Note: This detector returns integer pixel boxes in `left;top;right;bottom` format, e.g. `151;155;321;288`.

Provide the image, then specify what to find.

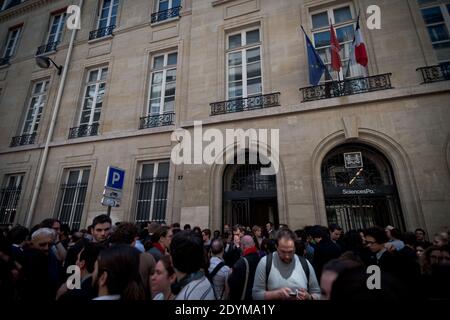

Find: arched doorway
321;143;405;231
223;154;278;228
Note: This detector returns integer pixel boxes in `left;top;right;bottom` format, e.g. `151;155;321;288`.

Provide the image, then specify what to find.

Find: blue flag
302;27;326;86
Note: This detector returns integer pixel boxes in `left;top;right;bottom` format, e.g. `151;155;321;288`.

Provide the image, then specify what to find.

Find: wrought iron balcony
416;62;450;84
139;112;175;129
0;57;10;66
36;41;58;56
89;25;115;40
151;6;182;23
299;73;393;102
68;123;99;139
210;92;281;116
10;133;36;147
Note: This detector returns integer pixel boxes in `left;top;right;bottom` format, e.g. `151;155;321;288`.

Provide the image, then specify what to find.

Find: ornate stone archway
208;142;287;231
311;128;426;232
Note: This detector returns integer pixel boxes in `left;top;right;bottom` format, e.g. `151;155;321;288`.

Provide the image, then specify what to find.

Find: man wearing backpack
208;238;231;300
252;228;321;300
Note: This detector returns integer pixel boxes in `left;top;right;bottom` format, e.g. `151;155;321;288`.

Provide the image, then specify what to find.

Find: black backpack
207;261;226;299
265;252;310;291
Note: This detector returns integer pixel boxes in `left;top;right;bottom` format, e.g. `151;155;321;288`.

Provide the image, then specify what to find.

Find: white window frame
310;3;361;82
57;168;90;228
21;80;49;136
135;161;170;222
79;67;108;126
419;2;450;62
4;174;23;189
226;27;262;100
157;0;181;12
46;12;66;45
97;0;119;29
147;51;177;115
3;25;21;58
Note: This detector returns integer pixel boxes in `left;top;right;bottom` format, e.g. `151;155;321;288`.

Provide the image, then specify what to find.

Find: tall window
419;2;450;62
21;80;49;138
152;0;181;23
1;0;26;11
0;174;24;224
47;11;66;45
311;5;363;81
135;162;170;223
148;52;177;115
2;25;21;61
57;168;90;230
227;28;262;100
98;0;119;29
157;0;181;12
77;67;108;134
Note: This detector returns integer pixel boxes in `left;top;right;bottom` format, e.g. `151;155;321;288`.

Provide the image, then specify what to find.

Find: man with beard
92;244;146;300
253;228;321;300
57;241;104;301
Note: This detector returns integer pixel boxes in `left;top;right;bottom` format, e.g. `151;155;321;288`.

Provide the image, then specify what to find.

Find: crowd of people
0;216;449;301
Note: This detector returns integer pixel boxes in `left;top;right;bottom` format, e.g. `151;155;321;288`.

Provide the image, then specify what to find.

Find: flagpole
346;11;361;79
345;43;353;79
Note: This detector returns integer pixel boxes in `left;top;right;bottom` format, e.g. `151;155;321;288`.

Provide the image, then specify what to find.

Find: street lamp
35;56;63;75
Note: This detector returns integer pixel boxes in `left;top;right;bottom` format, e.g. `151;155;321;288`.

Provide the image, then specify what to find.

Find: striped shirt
174;276;215;300
208;256;231;299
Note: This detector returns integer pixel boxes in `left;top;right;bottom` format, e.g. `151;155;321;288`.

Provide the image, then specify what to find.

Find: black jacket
58;275;95;302
22;248;60;301
228;252;260;301
224;243;242;267
313;238;341;279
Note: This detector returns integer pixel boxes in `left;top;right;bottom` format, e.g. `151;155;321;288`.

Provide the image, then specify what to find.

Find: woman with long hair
93;244;146;300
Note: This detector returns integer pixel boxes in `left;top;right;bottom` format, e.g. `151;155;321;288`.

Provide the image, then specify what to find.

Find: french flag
353;17;368;67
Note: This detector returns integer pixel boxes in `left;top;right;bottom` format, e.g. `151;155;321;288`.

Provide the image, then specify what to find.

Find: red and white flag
353;18;368;67
330;23;342;71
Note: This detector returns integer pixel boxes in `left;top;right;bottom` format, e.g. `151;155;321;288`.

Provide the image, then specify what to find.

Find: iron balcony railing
36;41;59;56
210;92;281;116
68;123;99;139
139;112;175;129
0;57;10;66
299;73;393;102
10;133;36;147
416;62;450;84
151;6;182;23
89;25;115;40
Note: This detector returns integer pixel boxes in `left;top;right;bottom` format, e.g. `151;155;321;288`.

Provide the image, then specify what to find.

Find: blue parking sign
105;166;125;190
